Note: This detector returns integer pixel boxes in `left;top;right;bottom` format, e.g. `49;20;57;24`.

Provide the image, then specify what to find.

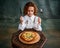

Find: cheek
27;12;29;14
31;12;34;14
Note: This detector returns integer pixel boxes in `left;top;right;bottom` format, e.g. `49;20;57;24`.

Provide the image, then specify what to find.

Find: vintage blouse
18;15;42;31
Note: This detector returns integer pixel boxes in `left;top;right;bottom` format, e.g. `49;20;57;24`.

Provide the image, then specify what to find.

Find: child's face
27;6;34;17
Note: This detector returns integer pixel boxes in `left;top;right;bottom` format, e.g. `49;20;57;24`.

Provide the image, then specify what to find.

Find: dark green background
0;0;60;48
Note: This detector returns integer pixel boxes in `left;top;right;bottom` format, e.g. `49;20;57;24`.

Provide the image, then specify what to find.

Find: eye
28;10;34;12
31;10;34;12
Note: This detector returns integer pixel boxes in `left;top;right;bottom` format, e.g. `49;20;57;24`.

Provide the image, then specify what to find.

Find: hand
38;17;41;24
20;16;23;24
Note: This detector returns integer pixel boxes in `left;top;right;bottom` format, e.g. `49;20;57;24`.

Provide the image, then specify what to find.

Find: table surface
11;29;47;48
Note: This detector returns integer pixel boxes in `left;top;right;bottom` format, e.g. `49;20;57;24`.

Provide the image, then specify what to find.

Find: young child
18;2;42;31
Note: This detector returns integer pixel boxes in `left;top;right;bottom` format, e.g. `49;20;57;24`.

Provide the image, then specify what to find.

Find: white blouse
18;15;42;31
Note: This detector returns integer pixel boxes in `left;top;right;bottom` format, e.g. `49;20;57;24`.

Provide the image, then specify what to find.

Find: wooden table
11;29;47;48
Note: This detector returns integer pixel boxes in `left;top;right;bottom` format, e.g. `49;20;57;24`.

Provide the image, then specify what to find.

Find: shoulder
23;15;29;21
35;16;41;19
36;16;42;22
24;15;28;19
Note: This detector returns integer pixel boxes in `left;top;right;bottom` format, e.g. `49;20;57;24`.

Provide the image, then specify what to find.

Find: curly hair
23;2;38;15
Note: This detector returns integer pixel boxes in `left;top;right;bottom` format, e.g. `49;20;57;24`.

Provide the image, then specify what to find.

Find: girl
18;2;42;31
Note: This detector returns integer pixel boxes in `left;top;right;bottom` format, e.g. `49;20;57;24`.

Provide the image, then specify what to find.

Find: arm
18;16;26;31
37;17;42;31
33;17;42;31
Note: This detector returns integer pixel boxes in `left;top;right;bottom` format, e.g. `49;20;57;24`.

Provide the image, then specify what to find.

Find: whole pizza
20;31;36;42
19;31;40;44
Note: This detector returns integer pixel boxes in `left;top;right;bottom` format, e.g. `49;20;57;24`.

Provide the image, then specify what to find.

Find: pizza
20;31;36;42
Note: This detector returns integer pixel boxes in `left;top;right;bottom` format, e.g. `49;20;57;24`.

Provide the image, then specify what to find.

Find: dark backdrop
0;0;60;27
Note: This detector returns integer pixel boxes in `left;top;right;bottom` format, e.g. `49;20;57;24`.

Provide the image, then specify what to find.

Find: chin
28;15;33;17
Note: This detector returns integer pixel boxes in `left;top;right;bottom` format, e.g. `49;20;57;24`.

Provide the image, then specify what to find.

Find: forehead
28;6;34;10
